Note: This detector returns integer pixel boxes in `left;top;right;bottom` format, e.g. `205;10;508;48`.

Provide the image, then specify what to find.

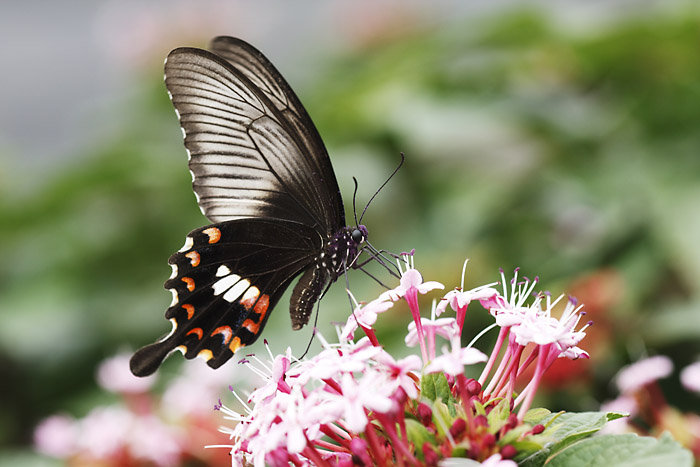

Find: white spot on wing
190;170;196;183
169;288;179;307
212;273;241;296
180;127;187;139
216;265;231;277
241;286;260;303
160;318;178;342
169;263;178;280
174;108;180;119
179;236;193;252
223;279;250;303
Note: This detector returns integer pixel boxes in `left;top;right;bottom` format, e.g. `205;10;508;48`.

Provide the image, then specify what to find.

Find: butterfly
130;37;373;377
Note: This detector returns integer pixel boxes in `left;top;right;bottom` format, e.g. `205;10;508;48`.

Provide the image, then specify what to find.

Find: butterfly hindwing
129;218;322;377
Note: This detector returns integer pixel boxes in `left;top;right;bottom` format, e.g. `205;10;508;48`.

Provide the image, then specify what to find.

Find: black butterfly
130;37;373;377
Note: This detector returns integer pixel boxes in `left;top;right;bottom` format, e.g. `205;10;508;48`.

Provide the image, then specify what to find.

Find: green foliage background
2;5;699;459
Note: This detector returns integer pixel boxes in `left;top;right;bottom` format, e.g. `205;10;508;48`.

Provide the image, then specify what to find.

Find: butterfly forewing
165;47;342;232
209;36;345;233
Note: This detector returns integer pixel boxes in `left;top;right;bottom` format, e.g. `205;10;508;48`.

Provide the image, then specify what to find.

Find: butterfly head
352;225;368;245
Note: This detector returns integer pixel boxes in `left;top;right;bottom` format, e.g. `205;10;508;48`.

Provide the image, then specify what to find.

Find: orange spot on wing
186;328;203;340
254;294;270;318
181;277;195;292
229;336;243;354
185;251;200;267
203;227;221;244
242;318;261;334
243;294;270;334
197;349;213;361
211;326;233;344
182;304;195;319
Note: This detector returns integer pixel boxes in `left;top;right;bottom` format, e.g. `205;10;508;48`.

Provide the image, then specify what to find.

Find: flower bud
417;403;433;426
422;442;439;467
449;418;467;440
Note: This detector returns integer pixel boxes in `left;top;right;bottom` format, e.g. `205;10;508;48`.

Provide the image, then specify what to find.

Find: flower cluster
601;355;700;461
33;353;232;466
216;255;591;466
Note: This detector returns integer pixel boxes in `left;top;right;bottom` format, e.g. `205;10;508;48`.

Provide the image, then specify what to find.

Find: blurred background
2;0;699;465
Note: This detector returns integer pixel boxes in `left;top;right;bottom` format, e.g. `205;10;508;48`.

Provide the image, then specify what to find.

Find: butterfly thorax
289;225;367;330
323;224;368;277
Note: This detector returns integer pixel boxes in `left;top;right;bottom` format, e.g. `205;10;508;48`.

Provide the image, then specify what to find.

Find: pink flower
382;268;444;302
331;372;396;432
680;361;700;394
406;316;460;361
374;350;422;399
443;284;500;335
97;353;156;394
382;266;444;363
615;355;673;394
425;339;488;376
34;414;78;458
341;295;394;340
287;336;381;384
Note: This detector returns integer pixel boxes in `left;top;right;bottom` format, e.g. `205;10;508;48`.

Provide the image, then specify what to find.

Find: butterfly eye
351;228;364;244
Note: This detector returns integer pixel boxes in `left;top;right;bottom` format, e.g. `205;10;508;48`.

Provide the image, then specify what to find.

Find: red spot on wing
182;304;195;319
211;326;234;344
203;227;221;244
181;277;195;292
185;251;200;267
186;328;203;340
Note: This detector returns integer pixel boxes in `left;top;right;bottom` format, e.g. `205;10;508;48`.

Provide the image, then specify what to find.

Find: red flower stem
483;340;513;396
314;438;350;453
456;375;475;426
427;331;436;361
360;325;381;346
479;327;508;386
302;440;331;467
406;289;429;364
515;347;539;378
457;306;467;335
323;378;343;394
517;344;551;419
645;382;668;426
376;413;417;465
492;345;524;400
365;421;388;467
320;425;352;449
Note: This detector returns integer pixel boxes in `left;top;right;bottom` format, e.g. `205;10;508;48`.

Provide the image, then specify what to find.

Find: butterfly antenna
352;177;360;227
358;152;405;225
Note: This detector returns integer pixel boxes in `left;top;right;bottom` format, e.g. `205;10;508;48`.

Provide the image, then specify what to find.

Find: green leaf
523;407;552;425
517;411;620;466
435;373;453;404
546;432;693;467
405;419;435;453
421;373;437;401
486;398;512;434
421;372;454;405
431;401;453;438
